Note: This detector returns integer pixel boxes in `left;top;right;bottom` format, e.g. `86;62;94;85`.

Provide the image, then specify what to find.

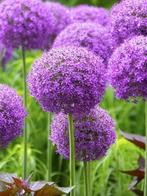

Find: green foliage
0;49;144;196
59;0;118;8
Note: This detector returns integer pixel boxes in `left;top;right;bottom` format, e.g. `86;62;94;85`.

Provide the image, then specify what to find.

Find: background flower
50;106;116;161
70;4;110;26
110;0;147;46
53;22;113;65
0;84;27;148
0;0;53;49
108;35;147;100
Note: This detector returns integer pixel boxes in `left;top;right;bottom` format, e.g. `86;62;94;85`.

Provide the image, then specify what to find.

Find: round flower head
70;5;110;26
53;22;113;65
50;106;116;161
0;44;12;69
45;2;71;42
108;36;147;100
28;46;106;115
0;0;53;49
110;0;147;46
0;84;27;148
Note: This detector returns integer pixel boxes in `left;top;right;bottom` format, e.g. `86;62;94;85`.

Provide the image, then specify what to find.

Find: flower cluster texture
110;0;147;46
0;84;26;148
108;36;147;100
70;5;110;26
45;2;71;42
53;22;113;65
50;106;116;161
0;0;53;49
28;46;106;115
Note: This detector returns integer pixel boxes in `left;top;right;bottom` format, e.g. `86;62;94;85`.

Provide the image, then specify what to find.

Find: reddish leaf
121;168;144;180
120;131;145;149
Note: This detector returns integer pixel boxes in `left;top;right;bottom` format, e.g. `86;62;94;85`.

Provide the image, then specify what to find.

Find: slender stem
144;101;147;196
22;47;27;179
84;162;91;196
47;112;52;181
68;114;76;196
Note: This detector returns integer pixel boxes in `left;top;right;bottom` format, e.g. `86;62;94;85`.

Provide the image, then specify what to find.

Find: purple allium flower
110;0;147;46
50;106;116;161
0;0;53;49
53;22;113;65
45;2;71;43
70;5;110;26
0;84;27;148
28;46;106;115
108;36;147;100
0;44;12;69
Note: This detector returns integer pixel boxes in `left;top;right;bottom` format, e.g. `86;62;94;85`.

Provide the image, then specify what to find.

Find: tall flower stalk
47;112;52;181
22;46;28;179
68;114;76;196
145;101;147;196
84;162;91;196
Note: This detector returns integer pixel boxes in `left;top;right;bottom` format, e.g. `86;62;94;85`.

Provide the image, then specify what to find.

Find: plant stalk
22;47;27;179
47;112;52;181
84;162;91;196
68;114;76;196
144;100;147;196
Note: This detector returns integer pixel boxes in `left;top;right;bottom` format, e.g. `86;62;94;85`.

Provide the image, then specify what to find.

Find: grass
0;50;144;195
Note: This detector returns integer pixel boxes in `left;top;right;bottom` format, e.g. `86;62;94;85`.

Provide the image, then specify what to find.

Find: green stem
144;101;147;196
84;162;91;196
22;47;27;179
47;112;52;181
68;114;76;196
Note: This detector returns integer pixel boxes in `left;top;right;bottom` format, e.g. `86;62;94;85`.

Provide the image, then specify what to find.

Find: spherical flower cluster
0;0;53;49
28;46;106;115
0;84;27;148
50;106;116;161
0;44;13;69
53;22;113;65
45;2;71;42
70;5;110;26
110;0;147;46
108;36;147;100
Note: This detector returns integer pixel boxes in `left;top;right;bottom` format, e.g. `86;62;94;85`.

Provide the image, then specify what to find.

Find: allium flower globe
0;84;27;148
70;5;110;26
45;2;71;39
53;22;113;65
0;0;53;49
28;47;106;115
108;36;147;100
50;107;116;161
110;0;147;46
